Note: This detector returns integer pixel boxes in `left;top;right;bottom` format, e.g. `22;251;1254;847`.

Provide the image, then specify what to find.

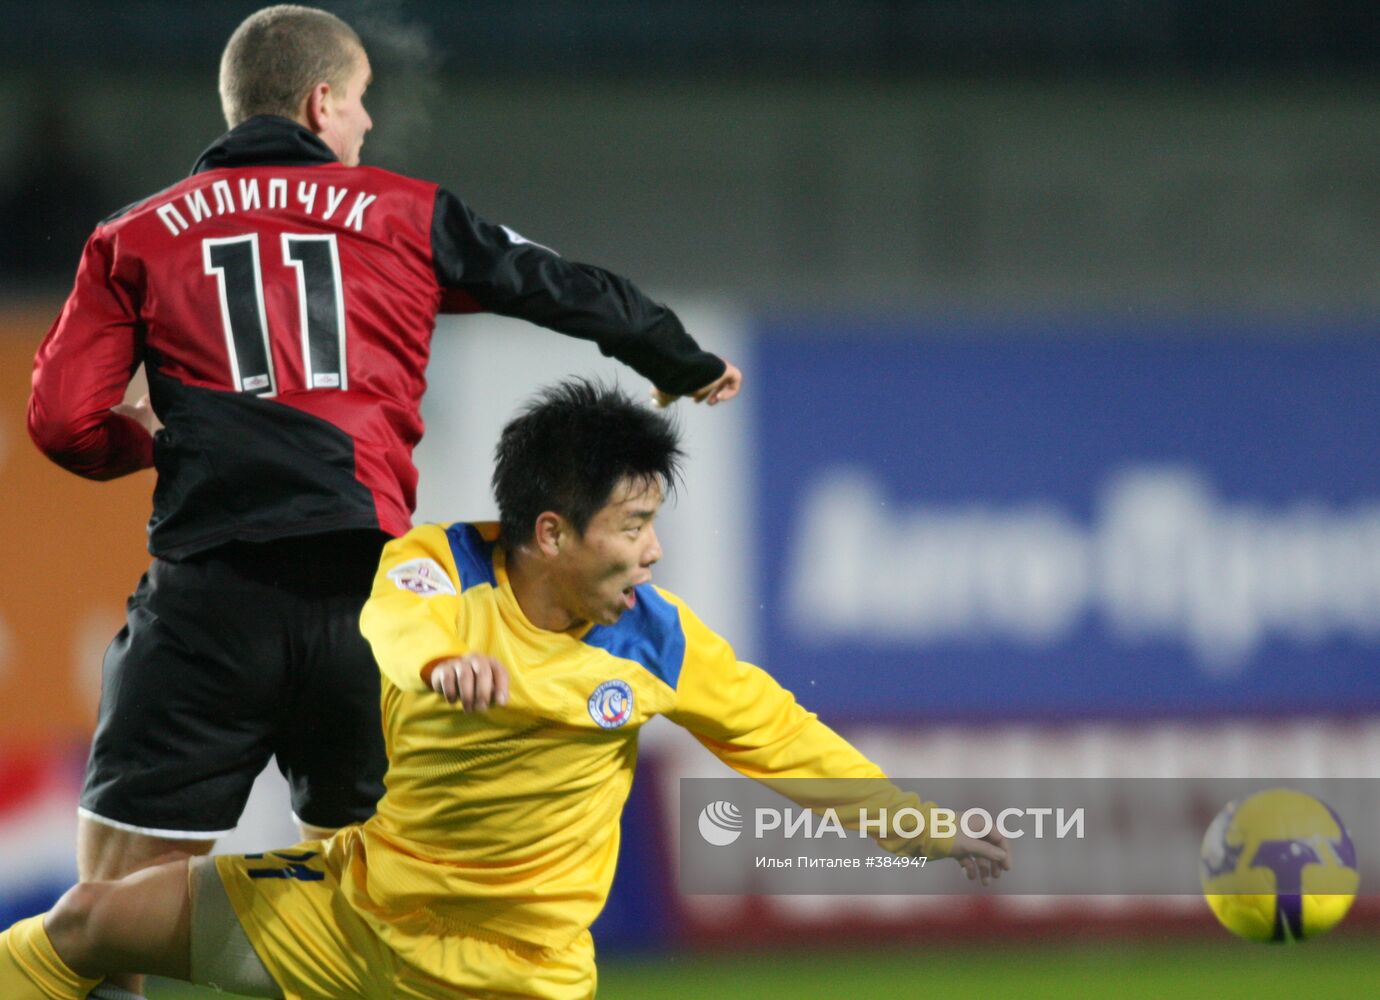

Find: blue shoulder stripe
583;586;687;689
444;523;498;592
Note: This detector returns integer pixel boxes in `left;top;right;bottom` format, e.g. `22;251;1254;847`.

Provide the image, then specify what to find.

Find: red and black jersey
28;117;725;559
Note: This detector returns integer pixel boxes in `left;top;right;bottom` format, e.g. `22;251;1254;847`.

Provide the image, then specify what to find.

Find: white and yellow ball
1200;788;1359;943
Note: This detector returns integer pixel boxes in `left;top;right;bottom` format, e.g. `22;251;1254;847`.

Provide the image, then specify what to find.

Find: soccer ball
1199;788;1359;943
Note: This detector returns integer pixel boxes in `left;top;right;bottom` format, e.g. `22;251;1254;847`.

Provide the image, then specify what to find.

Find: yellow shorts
215;841;597;999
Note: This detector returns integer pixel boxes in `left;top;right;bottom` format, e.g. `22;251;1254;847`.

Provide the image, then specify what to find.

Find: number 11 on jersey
203;233;348;396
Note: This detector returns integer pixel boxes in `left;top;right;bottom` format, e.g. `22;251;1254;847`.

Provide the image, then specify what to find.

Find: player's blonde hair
219;5;363;128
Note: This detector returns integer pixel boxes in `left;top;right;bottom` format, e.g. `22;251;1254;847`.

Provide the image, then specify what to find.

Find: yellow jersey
345;521;952;964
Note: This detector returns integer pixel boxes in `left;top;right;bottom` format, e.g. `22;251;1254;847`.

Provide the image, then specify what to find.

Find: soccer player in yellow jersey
0;379;1009;999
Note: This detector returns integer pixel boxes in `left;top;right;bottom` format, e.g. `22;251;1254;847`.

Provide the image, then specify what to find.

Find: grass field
146;937;1380;998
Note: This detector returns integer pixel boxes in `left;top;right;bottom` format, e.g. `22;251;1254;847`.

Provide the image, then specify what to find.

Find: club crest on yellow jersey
588;679;634;729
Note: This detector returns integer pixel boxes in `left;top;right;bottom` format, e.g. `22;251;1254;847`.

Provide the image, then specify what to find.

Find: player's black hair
493;378;684;545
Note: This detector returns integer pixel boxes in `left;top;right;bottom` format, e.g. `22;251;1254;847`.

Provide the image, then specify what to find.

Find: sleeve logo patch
387;558;458;597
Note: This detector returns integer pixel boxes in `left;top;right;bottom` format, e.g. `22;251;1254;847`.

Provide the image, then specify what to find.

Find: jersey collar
192;115;339;175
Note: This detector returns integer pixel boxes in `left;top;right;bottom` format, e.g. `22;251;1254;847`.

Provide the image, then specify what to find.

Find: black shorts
80;531;389;837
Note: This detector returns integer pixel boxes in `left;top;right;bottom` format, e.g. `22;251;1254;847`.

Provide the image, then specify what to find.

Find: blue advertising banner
752;317;1380;720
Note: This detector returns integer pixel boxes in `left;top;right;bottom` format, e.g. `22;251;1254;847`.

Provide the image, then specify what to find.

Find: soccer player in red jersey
25;7;740;996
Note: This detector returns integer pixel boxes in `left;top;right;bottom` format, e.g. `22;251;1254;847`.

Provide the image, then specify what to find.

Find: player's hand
111;394;162;436
651;360;743;408
427;654;510;713
948;829;1011;886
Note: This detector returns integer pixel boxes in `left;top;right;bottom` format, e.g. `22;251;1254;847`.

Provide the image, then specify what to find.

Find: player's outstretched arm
651;359;743;408
663;594;1007;875
431;190;730;399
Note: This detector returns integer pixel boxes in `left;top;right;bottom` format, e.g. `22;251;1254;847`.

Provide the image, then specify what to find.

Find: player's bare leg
77;818;213;995
0;858;195;999
46;858;195;984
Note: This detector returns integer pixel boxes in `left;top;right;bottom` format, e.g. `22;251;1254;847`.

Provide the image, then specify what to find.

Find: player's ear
302;81;331;133
533;512;565;558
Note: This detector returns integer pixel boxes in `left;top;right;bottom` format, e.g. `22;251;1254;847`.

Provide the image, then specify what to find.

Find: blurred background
1;1;1378;996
